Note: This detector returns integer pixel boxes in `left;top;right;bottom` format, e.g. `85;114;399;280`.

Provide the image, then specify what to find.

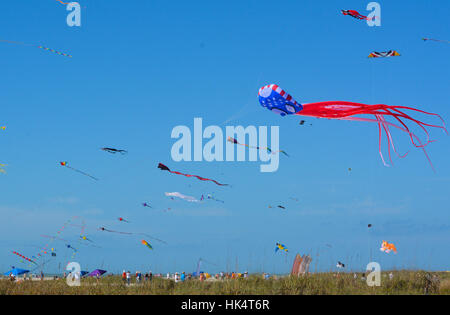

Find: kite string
65;165;98;180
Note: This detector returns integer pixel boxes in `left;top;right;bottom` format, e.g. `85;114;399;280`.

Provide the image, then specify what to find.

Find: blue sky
0;0;449;275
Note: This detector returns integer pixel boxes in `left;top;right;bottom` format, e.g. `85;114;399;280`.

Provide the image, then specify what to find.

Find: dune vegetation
1;271;449;295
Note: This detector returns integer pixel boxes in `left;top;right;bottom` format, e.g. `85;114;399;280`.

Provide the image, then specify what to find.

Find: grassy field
1;271;449;295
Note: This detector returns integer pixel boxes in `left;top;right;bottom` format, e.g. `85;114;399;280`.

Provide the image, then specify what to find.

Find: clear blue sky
0;0;449;275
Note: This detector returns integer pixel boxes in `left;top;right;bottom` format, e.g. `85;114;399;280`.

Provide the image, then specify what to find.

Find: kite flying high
165;192;201;202
227;136;288;156
158;163;228;186
0;39;72;57
380;240;397;254
368;50;401;58
101;147;128;155
60;162;98;181
141;240;153;250
275;243;288;253
422;38;450;44
341;9;368;20
258;84;447;169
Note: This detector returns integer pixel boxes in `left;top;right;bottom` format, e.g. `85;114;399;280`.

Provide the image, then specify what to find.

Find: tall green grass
1;271;448;295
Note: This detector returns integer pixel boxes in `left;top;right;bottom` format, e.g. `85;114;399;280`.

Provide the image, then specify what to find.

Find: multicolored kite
368;50;401;58
380;240;397;254
258;84;447;169
12;251;37;265
141;240;153;250
158;163;228;186
275;243;288;253
0;39;72;57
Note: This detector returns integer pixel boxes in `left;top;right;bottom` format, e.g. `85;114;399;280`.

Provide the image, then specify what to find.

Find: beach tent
3;268;30;276
80;271;89;277
87;269;107;277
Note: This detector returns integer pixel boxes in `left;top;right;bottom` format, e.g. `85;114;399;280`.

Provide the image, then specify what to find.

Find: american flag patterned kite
258;84;447;169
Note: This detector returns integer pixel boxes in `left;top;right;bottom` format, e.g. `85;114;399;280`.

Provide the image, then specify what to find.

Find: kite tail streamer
227;137;288;156
423;38;450;44
297;101;447;170
0;39;72;57
66;165;98;180
60;162;98;180
37;46;72;57
158;163;228;186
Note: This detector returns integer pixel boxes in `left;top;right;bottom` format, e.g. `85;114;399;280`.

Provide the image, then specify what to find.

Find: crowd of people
117;270;256;285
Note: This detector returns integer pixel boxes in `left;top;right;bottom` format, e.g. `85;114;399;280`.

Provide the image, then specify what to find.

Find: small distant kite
0;39;72;57
1;126;6;130
341;9;368;20
422;38;450;44
98;227;132;235
101;147;127;155
118;217;130;223
165;192;200;202
59;161;98;181
0;164;7;174
269;205;286;210
41;234;68;242
142;202;152;208
201;194;224;203
99;227;167;244
141;240;153;250
80;236;93;242
368;50;401;58
275;243;288;253
158;163;228;186
336;261;345;268
299;120;305;125
380;240;397;254
66;244;77;252
368;224;372;228
227;136;288;156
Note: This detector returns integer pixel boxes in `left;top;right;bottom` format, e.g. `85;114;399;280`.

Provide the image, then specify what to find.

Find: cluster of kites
4;6;448;275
